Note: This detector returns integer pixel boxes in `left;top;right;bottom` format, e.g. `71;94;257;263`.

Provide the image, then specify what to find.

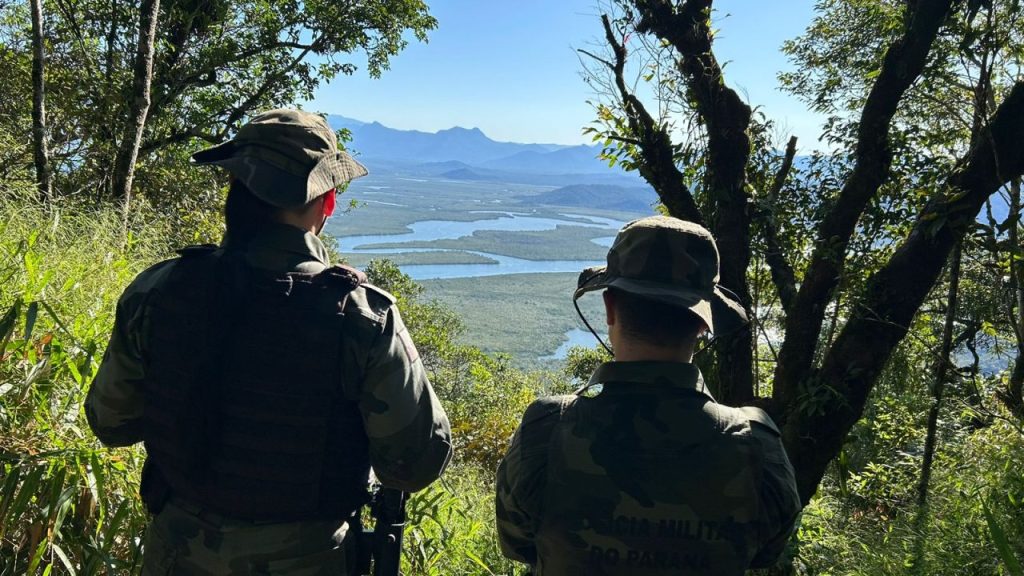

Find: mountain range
327;115;641;186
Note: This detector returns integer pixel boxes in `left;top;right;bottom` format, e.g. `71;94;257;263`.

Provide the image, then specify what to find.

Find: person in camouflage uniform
86;109;452;575
496;216;801;575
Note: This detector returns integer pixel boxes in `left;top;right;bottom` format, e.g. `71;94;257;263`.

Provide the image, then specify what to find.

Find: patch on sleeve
398;325;419;363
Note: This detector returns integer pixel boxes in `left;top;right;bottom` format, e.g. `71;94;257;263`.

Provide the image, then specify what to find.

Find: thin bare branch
756;136;799;314
598;13;704;225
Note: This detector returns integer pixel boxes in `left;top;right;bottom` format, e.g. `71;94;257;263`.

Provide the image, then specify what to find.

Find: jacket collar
221;222;331;274
586;361;714;399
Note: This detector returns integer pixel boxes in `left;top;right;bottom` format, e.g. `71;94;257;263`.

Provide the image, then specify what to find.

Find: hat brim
308;151;369;198
574;266;748;336
190;141;238;166
190;143;369;209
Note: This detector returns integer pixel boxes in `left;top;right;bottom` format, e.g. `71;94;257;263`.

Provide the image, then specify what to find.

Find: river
334;212;623;281
540;328;607;360
331;211;625;360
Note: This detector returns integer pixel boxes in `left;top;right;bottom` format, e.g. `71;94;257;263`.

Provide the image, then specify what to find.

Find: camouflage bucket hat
574;215;748;335
190;109;368;209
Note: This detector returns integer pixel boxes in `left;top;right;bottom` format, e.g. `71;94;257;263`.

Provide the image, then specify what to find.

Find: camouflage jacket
85;222;452;573
496;361;801;576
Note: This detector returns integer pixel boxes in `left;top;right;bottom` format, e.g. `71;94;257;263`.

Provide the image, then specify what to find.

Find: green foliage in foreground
1;194;1023;575
0;198;169;573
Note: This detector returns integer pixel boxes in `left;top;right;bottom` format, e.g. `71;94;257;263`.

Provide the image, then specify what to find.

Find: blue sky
309;1;824;148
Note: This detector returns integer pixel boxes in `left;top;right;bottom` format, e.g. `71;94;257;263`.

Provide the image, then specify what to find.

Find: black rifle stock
356;487;407;576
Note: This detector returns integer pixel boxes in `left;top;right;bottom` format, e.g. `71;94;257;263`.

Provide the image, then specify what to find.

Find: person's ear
603;290;616;327
322;189;337;217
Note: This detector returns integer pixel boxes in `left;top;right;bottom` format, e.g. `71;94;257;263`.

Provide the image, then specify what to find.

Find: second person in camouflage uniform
86;109;452;575
496;215;802;575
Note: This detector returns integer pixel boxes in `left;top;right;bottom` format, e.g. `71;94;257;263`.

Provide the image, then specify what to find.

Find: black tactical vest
140;246;371;522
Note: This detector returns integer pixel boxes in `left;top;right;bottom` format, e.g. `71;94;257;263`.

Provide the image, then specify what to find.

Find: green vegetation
342;250;497;268
3;0;1024;573
2;188;1024;575
0;195;178;573
420;273;605;366
363;225;610;261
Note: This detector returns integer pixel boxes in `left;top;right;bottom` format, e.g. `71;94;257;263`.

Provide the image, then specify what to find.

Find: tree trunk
111;0;160;205
1001;178;1024;419
911;241;962;572
633;0;756;404
772;0;955;417
30;0;52;202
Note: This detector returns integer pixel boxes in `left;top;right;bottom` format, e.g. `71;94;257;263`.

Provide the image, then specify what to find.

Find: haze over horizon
330;113;587;147
309;0;826;150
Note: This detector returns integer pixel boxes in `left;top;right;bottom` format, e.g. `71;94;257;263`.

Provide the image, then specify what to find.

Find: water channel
331;211;625;359
332;212;623;282
337;213;616;251
539;328;607;361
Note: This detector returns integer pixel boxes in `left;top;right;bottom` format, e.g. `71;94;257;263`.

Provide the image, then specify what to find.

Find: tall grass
0;196;176;574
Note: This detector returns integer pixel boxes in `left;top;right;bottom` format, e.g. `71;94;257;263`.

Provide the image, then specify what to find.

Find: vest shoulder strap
175;244;219;258
316;263;367;291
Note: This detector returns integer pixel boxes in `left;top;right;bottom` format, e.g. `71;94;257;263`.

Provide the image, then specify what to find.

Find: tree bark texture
634;0;755;405
783;81;1024;502
30;0;52;202
112;0;161;203
772;0;956;414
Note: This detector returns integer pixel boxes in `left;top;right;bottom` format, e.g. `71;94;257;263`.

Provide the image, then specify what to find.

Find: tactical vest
140;246;371;522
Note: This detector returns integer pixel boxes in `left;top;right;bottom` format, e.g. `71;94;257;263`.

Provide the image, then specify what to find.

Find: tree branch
220;37;323;137
598;14;705;226
785;80;1024;502
756;136;799;314
773;0;956;412
140;127;221;154
577;48;614;70
148;39;317;131
634;0;755;404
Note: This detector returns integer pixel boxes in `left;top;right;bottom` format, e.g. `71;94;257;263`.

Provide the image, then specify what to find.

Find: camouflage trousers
142;499;356;576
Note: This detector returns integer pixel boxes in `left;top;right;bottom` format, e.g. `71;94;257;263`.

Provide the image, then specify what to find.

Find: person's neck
612;339;695;363
276;214;318;235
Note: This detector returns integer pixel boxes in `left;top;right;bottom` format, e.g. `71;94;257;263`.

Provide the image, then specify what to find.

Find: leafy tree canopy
0;0;435;203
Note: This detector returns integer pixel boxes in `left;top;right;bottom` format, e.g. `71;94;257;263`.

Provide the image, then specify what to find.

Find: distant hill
481;145;610;174
440;168;501;181
329;115;561;165
528;184;658;213
326;115;639;185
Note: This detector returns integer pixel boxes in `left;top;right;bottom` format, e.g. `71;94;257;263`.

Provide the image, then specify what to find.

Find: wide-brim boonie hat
190;109;368;209
574;215;748;335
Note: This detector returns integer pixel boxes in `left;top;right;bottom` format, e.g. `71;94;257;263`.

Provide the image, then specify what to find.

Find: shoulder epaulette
524;395;573;425
738;406;782;436
361;282;397;306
